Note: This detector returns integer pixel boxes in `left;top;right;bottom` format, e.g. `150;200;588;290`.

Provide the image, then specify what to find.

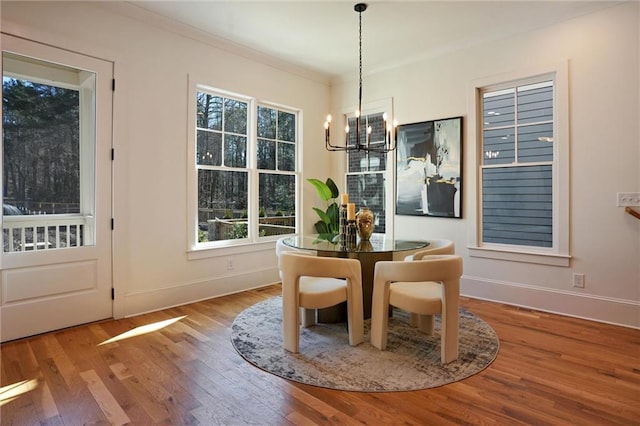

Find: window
345;112;389;234
482;81;554;247
470;63;569;266
191;85;298;249
2;52;97;252
256;105;297;237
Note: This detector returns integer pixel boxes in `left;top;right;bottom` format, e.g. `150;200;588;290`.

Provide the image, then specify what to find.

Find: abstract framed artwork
395;116;463;218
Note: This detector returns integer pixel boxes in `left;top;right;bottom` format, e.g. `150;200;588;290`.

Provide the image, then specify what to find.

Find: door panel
3;260;97;303
1;35;113;342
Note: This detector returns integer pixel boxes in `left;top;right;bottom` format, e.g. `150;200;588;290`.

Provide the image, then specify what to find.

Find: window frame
343;98;395;235
187;78;300;257
2;53;98;250
468;62;570;266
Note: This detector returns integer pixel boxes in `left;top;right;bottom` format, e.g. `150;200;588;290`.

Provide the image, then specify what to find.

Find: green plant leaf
312;207;331;224
326;202;340;233
326;178;339;199
315;221;330;234
307;178;332;202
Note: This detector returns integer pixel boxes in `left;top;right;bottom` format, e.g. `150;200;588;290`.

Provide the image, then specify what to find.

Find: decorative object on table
323;3;396;154
345;202;357;249
307;177;340;242
396;116;463;218
339;193;348;249
355;206;374;240
231;296;499;392
346;220;357;250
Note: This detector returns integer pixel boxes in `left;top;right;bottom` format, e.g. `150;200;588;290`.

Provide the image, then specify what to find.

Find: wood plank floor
1;284;639;425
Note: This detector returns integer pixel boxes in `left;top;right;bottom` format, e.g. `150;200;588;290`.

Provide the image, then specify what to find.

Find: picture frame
395;116;463;218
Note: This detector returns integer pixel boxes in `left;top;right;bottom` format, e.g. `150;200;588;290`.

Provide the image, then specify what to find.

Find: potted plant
307;177;340;242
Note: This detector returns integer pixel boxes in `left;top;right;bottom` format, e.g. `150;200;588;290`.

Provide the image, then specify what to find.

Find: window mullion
248;98;258;240
513;90;519;164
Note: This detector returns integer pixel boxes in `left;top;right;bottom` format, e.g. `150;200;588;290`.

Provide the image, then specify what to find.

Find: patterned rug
231;297;499;392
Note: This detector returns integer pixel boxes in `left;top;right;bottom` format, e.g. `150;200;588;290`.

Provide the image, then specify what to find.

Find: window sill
187;239;275;261
468;246;571;267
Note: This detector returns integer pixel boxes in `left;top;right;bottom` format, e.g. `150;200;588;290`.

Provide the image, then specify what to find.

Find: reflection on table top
282;234;429;253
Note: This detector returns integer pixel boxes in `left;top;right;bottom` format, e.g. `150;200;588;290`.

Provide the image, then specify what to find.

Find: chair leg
282;293;300;353
301;308;316;327
346;295;364;347
441;299;459;363
417;314;435;335
370;288;390;350
409;312;419;327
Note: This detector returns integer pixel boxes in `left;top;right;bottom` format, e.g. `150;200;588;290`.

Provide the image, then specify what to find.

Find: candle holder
339;203;348;250
346;219;357;250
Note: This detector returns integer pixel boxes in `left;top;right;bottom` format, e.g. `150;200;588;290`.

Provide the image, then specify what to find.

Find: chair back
276;237;314;279
279;251;361;283
411;239;455;260
374;254;462;285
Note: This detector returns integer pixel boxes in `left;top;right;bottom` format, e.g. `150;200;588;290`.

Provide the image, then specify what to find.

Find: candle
340;193;349;205
324;115;332;142
394;120;398;145
383;113;388;135
347;203;356;220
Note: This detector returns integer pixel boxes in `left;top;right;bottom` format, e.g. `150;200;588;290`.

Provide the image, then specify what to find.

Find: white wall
2;2;638;328
333;2;640;327
1;1;336;318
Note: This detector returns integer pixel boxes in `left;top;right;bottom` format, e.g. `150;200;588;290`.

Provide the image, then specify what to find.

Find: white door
1;35;113;342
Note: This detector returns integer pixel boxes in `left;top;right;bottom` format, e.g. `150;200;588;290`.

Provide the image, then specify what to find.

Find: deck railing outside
2;215;92;253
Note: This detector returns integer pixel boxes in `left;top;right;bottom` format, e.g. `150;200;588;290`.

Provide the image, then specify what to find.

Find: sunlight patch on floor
0;379;39;406
98;315;187;346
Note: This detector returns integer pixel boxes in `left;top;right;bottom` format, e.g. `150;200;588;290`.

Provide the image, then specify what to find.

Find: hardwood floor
1;284;639;425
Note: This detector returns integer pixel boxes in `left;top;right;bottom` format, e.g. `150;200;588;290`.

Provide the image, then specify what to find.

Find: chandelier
324;3;396;153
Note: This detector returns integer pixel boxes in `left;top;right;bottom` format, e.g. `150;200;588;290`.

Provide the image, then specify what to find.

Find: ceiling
127;1;618;79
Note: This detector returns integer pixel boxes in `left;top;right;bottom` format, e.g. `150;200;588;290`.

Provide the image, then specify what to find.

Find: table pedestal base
316;250;392;322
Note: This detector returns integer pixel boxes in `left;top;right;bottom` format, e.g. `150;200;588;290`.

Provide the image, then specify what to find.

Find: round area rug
231;297;499;392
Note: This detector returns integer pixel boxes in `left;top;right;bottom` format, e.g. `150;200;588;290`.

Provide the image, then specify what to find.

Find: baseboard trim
123;267;280;318
462;275;640;329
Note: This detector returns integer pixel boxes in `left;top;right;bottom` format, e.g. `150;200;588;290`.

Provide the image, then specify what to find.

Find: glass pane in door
2;52;96;252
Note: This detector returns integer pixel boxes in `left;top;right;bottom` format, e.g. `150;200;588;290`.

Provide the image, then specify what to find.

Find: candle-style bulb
382;112;388;121
324;121;329;130
326;114;332;123
345;125;350;133
355;110;360;118
367;126;372;134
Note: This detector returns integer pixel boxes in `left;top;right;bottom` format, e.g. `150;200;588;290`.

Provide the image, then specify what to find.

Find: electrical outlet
617;192;640;207
227;258;234;270
572;273;585;288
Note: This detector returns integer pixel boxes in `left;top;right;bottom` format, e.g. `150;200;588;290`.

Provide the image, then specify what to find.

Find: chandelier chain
358;7;362;115
323;3;396;153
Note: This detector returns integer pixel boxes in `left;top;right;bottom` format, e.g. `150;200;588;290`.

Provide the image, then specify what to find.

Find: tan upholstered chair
279;251;364;353
275;237;312;278
403;239;455;261
370;255;463;363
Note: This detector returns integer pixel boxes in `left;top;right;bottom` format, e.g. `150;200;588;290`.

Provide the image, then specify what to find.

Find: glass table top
282;234;429;253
